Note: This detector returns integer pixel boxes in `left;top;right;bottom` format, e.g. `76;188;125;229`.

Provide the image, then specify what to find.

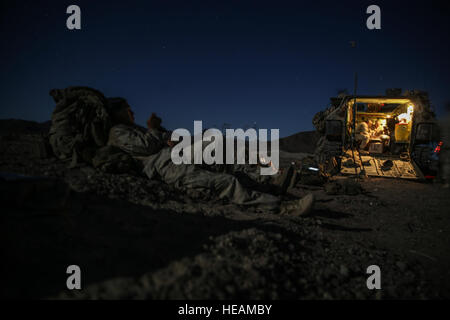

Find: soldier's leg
225;164;273;186
359;134;370;149
174;165;280;210
145;148;311;214
172;164;315;214
144;149;278;208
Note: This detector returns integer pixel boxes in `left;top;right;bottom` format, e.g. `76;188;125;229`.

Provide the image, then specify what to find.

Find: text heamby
178;304;273;317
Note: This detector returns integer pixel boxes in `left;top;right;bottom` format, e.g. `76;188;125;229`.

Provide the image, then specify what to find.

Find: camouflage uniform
355;122;370;149
107;124;170;157
108;124;280;210
46;88;293;212
143;148;279;209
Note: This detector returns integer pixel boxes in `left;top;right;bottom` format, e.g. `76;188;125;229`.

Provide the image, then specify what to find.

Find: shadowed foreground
1;119;449;299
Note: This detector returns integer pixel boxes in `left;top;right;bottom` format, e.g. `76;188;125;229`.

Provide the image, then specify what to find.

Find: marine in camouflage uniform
48;89;140;173
355;121;370;150
48;87;313;213
108;103;313;214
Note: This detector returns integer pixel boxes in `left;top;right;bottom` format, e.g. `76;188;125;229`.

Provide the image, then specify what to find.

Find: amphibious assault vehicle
314;89;440;179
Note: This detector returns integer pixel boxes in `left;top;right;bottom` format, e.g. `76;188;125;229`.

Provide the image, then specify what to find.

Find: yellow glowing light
398;105;414;124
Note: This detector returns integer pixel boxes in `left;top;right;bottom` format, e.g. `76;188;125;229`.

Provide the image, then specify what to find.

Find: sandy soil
1;120;449;299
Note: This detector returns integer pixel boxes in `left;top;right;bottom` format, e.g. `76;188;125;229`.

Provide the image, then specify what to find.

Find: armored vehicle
314;89;440;180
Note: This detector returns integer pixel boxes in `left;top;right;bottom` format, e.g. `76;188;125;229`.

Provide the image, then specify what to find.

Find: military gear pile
48;87;112;167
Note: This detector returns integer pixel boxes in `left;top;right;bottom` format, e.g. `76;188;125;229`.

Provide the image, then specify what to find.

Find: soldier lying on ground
107;99;314;215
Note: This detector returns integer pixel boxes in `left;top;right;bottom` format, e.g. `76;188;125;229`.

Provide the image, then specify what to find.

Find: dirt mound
58;226;431;299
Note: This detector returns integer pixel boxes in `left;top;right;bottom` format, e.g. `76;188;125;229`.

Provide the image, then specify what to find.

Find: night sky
1;0;449;137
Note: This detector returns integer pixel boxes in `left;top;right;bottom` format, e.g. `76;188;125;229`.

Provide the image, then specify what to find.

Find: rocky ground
1;120;449;299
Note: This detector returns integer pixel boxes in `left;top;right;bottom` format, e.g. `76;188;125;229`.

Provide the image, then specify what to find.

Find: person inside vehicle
355;120;370;152
371;119;390;148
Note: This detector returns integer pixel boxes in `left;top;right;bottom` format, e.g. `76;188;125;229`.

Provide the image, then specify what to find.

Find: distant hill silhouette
0;118;318;154
0;119;51;135
279;130;319;154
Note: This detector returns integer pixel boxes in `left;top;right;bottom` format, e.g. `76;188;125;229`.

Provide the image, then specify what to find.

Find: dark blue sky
1;0;449;137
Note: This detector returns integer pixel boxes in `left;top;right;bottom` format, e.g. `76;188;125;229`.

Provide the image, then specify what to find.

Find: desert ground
1;119;449;299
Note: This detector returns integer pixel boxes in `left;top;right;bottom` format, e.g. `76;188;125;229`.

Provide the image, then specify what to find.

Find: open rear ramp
340;151;424;180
